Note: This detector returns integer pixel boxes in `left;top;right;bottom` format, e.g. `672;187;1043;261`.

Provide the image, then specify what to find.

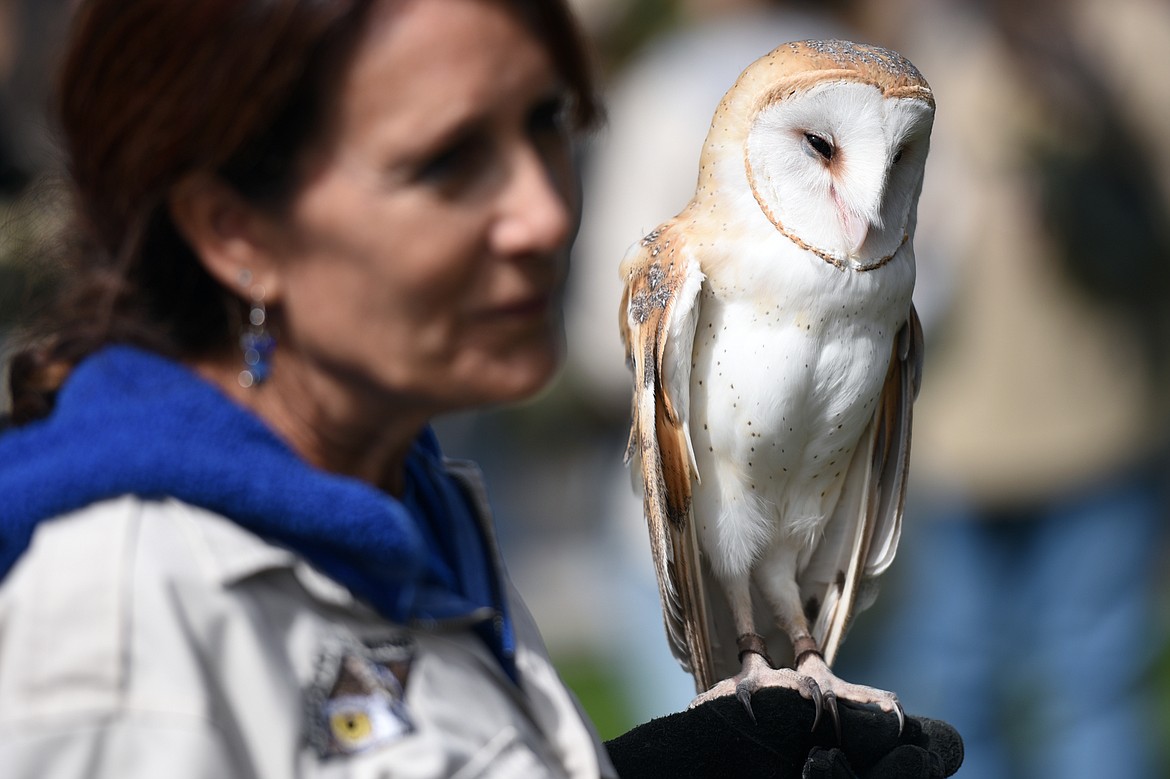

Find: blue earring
238;276;275;388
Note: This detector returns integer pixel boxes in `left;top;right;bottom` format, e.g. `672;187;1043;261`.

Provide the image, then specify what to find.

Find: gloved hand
605;686;962;778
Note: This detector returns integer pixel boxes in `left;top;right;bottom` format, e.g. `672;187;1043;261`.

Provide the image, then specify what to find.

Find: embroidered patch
305;633;417;758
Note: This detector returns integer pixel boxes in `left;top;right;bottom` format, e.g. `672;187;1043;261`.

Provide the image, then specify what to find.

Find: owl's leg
689;572;824;725
759;573;904;739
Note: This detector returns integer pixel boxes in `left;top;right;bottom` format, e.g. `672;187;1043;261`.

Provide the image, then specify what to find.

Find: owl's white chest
688;246;913;572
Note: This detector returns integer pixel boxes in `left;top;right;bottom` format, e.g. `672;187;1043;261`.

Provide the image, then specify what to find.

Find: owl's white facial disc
745;80;934;267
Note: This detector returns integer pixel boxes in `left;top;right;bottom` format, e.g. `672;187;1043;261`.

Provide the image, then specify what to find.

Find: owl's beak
832;189;871;257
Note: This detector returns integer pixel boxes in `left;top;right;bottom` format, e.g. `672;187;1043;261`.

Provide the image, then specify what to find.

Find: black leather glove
605;686;962;778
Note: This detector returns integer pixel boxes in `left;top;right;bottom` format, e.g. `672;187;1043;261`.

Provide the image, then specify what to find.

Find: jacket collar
0;346;485;627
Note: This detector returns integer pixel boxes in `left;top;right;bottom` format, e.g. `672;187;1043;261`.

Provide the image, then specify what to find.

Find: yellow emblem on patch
306;634;416;758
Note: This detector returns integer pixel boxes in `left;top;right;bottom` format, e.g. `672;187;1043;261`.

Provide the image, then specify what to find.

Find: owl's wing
619;220;714;692
801;305;924;666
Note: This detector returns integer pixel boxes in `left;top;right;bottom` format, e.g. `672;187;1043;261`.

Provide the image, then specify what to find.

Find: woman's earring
238;276;275;388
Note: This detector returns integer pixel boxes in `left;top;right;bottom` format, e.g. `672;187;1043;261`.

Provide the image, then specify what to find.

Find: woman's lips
478;291;555;320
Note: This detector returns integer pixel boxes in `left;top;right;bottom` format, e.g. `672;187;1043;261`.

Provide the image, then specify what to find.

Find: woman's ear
168;173;283;299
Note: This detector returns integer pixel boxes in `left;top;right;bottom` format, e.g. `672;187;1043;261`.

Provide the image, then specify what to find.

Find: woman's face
263;0;576;418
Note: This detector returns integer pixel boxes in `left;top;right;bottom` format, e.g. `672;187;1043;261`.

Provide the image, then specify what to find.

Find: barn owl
620;40;933;730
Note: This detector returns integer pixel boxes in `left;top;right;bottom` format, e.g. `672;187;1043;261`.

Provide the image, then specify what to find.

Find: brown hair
7;0;601;425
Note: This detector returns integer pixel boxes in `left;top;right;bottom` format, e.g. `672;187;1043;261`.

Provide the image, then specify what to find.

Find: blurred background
3;1;1170;775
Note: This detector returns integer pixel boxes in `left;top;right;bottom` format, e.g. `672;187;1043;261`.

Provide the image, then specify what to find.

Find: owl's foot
689;641;824;729
795;647;904;742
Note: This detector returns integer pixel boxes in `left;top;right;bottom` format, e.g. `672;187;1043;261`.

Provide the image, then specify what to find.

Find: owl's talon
823;691;841;743
796;652;903;741
735;683;756;723
807;678;824;733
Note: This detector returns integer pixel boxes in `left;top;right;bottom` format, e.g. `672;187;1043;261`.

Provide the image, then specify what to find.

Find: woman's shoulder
0;493;341;774
3;495;299;594
0;497;303;722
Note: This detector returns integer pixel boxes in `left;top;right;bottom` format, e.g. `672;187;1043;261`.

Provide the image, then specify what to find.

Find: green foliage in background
555;653;640;742
0;182;66;334
593;0;680;75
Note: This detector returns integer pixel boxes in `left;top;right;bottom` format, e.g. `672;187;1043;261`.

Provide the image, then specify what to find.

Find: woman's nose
489;142;573;258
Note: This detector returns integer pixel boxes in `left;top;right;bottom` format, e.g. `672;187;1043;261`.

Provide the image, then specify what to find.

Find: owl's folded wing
802;305;923;666
619;219;714;692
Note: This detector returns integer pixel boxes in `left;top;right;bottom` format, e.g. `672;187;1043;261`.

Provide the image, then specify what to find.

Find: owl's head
701;40;934;270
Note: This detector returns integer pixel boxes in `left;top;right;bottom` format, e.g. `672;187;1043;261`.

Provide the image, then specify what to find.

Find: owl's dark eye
804;132;834;161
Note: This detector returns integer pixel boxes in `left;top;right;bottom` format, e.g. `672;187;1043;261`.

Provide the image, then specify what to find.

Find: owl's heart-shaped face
692;40;935;272
745;80;934;269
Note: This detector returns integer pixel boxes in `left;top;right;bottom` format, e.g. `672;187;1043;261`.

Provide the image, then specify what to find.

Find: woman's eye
804;132;834;161
416;136;490;187
528;95;570;139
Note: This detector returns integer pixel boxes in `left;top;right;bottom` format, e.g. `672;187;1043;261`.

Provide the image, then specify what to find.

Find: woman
0;0;959;776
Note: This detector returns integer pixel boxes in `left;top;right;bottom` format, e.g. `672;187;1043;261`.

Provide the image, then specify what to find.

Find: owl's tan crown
748;40;933;106
701;39;933;167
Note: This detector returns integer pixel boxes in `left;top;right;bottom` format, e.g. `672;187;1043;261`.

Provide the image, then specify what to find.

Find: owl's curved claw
808;679;824;733
691;654;825;730
735;682;756;723
796;652;904;741
732;676;822;728
823;691;841;742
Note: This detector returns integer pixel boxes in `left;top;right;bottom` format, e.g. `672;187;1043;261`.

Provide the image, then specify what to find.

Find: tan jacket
0;486;617;777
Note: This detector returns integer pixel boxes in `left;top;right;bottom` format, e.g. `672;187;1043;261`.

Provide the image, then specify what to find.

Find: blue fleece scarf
0;346;515;675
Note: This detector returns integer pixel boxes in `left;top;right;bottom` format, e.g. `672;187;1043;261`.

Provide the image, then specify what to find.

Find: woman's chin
460;340;564;408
